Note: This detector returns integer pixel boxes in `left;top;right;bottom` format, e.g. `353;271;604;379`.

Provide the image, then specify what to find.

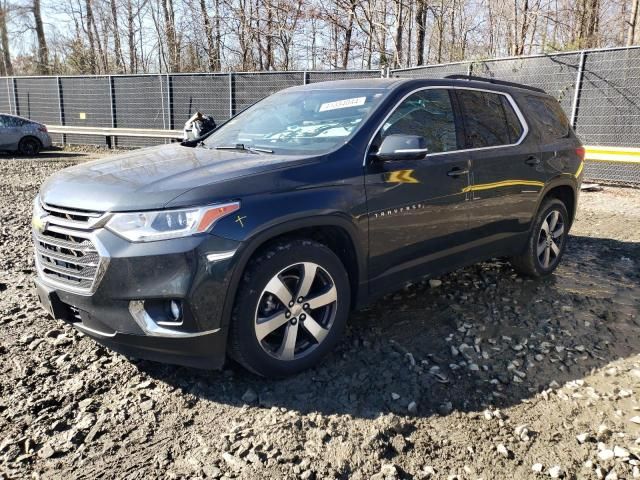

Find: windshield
203;88;386;155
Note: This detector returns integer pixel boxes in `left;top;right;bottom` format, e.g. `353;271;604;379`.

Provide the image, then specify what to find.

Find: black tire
229;239;351;378
18;137;41;156
511;198;569;277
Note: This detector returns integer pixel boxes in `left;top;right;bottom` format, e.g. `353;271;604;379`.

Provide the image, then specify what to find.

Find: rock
407;401;418;414
391;392;400;400
421;466;436;477
605;470;618;480
597;425;612;440
576;433;591;444
222;452;246;470
37;444;55;459
483;410;493;420
390;434;407;453
532;463;544;474
598;449;614;461
613;446;629;458
300;470;315;480
631;416;640;425
548;465;564;478
140;400;154;412
372;463;398;480
241;388;258;404
429;279;442;288
496;443;512;458
515;424;531;442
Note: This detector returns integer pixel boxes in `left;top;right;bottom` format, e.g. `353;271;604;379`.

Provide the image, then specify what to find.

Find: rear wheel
18;137;41;156
229;239;350;378
511;198;569;277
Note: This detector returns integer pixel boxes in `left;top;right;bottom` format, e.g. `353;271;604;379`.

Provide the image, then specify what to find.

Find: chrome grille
33;202;109;294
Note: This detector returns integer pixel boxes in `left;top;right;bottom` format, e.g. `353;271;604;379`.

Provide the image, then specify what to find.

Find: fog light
169;300;182;321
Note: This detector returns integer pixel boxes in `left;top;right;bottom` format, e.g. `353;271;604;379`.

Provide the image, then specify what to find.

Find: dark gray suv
32;76;584;377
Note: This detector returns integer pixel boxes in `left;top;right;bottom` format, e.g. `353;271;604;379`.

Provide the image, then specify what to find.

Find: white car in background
0;114;52;155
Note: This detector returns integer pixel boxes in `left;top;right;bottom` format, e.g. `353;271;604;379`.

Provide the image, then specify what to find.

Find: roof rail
445;74;547;94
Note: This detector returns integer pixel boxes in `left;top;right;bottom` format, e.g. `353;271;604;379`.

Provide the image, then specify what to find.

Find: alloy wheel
254;262;338;361
537;209;565;269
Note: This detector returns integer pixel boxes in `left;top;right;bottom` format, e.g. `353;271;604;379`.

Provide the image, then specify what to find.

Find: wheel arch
219;215;368;333
539;180;577;226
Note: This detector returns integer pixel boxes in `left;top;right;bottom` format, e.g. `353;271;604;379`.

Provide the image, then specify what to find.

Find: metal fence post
56;76;65;145
108;75;116;148
11;77;17;116
570;51;586;130
303;71;309;85
5;78;12;115
229;72;234;118
467;62;473;76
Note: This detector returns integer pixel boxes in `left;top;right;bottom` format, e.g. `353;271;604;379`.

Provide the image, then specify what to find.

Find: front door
364;88;472;291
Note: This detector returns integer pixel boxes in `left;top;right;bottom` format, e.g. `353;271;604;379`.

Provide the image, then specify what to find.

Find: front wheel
228;239;351;378
511;198;569;277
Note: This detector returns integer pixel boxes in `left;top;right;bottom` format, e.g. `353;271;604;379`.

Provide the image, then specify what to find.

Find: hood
40;144;309;212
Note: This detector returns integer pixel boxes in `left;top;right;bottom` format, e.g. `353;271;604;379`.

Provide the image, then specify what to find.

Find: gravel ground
1;150;639;480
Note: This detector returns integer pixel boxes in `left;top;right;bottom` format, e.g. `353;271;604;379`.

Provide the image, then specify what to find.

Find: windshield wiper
214;143;274;154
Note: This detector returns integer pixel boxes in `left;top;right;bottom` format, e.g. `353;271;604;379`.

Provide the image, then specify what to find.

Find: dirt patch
1;152;639;480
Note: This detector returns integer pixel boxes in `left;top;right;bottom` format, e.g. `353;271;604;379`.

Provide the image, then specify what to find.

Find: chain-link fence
393;46;640;186
1;48;639;185
0;69;382;148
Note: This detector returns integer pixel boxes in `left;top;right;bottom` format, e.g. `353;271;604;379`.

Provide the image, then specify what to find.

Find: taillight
38;125;48;133
576;146;585;161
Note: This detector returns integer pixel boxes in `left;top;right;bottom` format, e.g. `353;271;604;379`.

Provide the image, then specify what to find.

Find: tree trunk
394;0;403;67
200;0;217;71
110;0;124;72
161;0;179;72
341;0;357;69
416;0;426;66
628;0;639;46
32;0;49;74
0;5;12;76
85;0;97;73
127;0;136;72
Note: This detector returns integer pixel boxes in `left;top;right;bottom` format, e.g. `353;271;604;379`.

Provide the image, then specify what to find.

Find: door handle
525;156;541;166
447;168;469;177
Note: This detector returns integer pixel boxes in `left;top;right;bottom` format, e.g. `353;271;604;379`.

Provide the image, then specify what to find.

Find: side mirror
372;134;429;161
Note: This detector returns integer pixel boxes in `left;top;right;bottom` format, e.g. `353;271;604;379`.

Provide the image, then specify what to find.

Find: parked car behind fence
0;114;52;155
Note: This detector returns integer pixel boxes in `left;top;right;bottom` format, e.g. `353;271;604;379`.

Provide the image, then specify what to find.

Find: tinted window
0;116;25;127
525;95;570;140
457;90;522;148
376;89;458;154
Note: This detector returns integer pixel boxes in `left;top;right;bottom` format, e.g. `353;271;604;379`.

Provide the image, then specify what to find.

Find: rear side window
456;90;524;148
524;95;570;140
0;116;25;127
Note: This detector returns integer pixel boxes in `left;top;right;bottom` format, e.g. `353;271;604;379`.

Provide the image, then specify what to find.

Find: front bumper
33;229;242;369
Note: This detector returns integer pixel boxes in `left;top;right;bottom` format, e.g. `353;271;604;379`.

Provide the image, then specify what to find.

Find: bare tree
0;0;13;75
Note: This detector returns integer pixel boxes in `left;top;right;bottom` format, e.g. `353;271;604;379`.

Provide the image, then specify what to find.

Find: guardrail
46;125;183;148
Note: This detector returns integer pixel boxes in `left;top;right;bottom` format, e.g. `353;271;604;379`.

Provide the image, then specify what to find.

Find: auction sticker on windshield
319;97;367;112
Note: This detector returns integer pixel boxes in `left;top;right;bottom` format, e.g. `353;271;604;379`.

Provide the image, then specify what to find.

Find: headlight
106;202;240;242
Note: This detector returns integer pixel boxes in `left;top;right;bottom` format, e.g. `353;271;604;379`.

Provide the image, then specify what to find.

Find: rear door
0;115;24;150
456;89;545;245
364;88;472;290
